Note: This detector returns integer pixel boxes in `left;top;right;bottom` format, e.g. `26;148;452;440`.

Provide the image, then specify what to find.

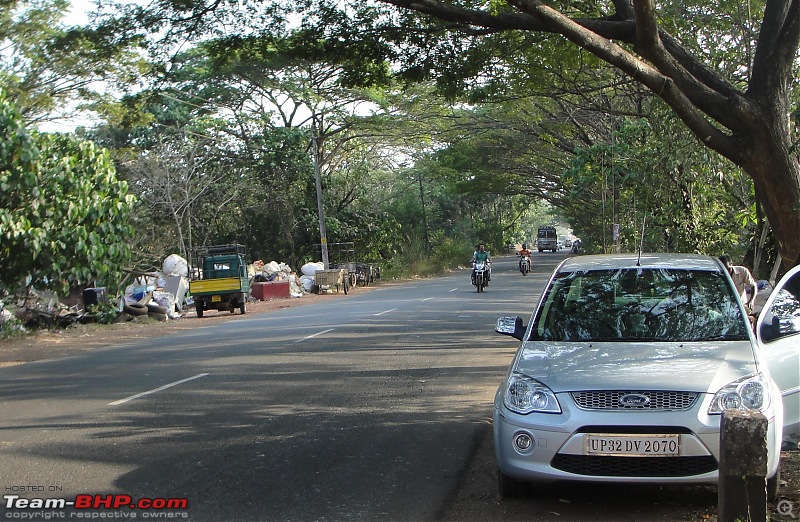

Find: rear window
529;268;749;342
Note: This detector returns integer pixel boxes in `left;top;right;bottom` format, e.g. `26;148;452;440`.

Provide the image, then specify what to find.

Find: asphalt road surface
0;252;564;521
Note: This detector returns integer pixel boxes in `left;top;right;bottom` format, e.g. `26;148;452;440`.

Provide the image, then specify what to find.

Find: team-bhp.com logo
4;494;188;515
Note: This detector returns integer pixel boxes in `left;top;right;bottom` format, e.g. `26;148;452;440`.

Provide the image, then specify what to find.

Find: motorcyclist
518;243;532;271
472;243;492;282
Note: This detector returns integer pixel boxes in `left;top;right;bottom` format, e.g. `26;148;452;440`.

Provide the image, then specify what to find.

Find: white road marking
373;308;397;316
109;373;210;405
296;328;335;342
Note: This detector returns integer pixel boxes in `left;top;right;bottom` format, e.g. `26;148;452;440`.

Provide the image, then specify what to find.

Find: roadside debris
2;253;314;333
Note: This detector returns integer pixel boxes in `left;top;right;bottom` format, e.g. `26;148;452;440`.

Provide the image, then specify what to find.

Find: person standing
719;254;758;312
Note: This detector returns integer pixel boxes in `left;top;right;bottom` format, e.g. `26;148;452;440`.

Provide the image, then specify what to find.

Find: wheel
498;470;526;498
123;302;148;316
240;299;247;314
767;464;780;501
196;301;204;318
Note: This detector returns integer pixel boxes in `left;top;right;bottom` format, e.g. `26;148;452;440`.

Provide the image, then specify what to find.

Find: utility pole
311;117;329;269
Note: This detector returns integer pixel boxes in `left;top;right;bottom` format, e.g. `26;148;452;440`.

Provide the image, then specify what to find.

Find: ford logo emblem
619;393;650;406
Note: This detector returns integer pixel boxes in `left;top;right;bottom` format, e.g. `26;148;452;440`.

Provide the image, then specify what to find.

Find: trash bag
301;262;324;277
163;254;189;277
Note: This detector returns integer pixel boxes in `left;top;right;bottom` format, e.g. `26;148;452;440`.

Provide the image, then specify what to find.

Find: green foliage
0;92;136;296
381;235;472;280
1;0;146;125
561;110;754;256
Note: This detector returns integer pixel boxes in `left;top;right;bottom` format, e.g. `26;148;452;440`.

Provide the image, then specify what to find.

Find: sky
66;0;92;25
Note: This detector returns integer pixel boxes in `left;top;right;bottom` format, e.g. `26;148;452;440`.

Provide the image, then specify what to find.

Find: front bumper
492;389;781;484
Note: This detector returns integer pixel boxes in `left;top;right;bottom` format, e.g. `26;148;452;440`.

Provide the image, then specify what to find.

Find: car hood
514;340;758;392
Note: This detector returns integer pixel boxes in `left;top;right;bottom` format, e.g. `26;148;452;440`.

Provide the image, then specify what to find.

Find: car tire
123;302;148;316
498;470;526;498
767;465;781;501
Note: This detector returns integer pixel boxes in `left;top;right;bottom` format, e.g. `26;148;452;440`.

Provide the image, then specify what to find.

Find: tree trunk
744;128;800;270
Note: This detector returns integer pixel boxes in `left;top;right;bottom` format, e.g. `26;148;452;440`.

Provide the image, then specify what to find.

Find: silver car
755;263;800;449
493;253;784;498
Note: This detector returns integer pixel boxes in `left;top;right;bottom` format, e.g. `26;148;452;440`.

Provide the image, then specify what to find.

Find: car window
759;272;800;343
530;268;749;342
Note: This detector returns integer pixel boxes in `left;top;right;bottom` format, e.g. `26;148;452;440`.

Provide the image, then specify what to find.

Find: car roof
558;253;723;273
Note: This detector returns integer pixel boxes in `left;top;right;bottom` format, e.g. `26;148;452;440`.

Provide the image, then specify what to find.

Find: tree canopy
86;0;798;269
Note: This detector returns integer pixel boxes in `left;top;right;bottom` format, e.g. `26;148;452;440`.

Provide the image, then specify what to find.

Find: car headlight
708;373;772;414
504;373;561;414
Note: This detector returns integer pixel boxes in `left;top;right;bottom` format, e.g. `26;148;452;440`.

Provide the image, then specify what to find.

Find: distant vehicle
536;226;558;252
493;253;784;499
560;236;573;248
189;244;250;317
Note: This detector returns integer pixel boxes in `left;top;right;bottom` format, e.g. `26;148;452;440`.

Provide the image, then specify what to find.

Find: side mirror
496;316;525;341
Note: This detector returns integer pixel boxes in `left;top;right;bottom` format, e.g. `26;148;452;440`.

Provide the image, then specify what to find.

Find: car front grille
550;454;718;477
571;391;698;411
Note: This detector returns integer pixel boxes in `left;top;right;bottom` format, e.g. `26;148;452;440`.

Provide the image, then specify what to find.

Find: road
0;252;564;520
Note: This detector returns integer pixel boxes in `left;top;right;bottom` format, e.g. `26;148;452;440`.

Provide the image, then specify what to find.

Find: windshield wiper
693;334;748;341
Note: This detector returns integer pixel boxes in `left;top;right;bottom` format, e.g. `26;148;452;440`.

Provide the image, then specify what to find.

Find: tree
120;130;236;260
0;0;144;127
372;0;800;269
0;91;136;297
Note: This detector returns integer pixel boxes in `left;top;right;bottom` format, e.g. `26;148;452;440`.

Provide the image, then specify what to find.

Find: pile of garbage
0;254;318;333
299;262;325;293
1;287;99;332
250;260;306;298
120;253;191;321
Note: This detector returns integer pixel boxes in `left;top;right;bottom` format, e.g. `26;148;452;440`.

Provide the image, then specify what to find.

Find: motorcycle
472;260;489;292
571;239;582;254
518;254;531;276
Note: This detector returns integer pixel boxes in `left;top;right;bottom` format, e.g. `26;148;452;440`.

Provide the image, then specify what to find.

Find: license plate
211;295;221;302
585;434;679;456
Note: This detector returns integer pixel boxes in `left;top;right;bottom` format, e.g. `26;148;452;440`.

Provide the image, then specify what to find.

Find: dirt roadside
0;288;353;366
1;287;798;521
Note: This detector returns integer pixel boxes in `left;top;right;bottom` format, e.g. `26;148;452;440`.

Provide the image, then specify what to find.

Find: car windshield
529;268;749;342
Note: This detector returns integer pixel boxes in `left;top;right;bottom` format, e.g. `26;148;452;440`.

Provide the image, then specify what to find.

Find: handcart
314;268;350;294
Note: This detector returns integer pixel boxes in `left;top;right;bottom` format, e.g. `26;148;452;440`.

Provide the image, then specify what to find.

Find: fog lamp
513;432;534;454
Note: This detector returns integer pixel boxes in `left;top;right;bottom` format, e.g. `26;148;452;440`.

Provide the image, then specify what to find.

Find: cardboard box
251;281;290;300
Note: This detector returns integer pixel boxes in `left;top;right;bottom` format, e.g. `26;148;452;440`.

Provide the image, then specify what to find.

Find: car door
756;264;800;446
